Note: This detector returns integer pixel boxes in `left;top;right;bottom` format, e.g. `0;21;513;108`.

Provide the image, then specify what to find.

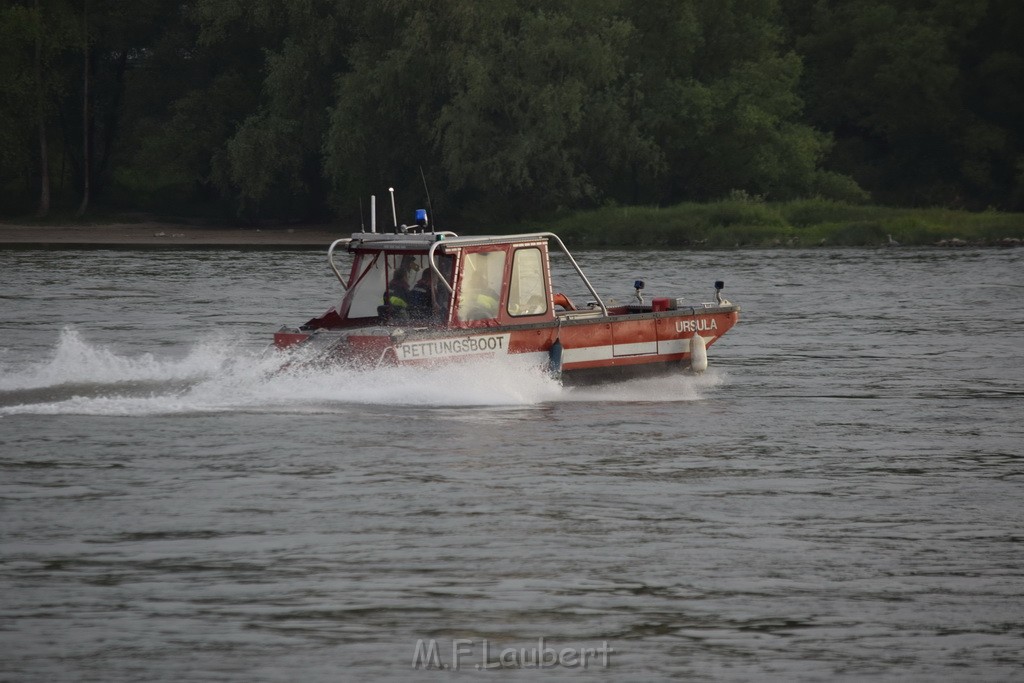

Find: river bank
4;198;1024;248
0;221;344;247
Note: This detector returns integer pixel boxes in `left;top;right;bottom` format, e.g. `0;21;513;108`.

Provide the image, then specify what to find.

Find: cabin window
458;251;506;322
346;253;387;318
407;254;454;324
346;253;454;321
507;248;548;317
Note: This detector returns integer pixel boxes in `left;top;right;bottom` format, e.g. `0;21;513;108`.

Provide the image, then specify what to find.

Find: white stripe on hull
391;334;716;368
613;340;658;356
657;335;715;355
562;337;713;365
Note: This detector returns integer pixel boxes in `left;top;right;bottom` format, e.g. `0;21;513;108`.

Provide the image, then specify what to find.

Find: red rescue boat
274;218;739;384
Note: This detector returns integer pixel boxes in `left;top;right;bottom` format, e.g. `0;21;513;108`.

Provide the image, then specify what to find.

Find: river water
1;245;1022;681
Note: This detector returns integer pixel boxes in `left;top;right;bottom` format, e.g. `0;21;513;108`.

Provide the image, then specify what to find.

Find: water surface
1;246;1022;681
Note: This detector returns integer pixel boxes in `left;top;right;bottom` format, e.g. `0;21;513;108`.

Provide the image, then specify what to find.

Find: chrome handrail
541;232;608;317
427;239;454;294
327;238;352;290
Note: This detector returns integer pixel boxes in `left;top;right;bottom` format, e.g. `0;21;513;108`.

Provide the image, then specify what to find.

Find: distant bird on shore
886;234;901;247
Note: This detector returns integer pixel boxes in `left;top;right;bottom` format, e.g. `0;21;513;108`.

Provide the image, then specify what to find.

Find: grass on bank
506;198;1024;248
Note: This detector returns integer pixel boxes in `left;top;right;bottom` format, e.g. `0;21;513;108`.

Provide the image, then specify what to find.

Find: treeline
1;0;1022;225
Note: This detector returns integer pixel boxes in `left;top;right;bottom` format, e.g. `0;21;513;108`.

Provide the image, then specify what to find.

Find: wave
0;329;232;391
0;328;722;416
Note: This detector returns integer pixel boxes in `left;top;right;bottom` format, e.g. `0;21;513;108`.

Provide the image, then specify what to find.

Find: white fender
689;334;708;373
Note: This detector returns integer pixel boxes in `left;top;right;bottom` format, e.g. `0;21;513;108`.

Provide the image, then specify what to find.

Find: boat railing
544;232;608;317
327;238;352;290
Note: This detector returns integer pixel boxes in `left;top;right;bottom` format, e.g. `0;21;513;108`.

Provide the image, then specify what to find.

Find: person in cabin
460;269;500;320
408;268;435;322
381;258;415;321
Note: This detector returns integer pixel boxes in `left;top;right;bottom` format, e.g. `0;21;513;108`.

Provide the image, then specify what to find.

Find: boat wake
0;329;724;417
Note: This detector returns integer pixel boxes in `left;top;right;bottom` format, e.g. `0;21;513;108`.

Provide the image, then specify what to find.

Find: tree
119;0;353;220
2;3;46;214
434;1;639;218
33;0;50;216
791;0;1024;208
324;0;454;219
75;0;89;216
114;0;267;217
958;0;1024;209
622;0;839;204
326;1;668;221
221;0;350;219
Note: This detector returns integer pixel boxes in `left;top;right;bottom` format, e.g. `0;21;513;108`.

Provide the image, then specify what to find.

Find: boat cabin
302;230;602;332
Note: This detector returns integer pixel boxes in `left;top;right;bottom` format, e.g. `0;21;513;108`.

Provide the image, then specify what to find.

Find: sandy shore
0;221;347;247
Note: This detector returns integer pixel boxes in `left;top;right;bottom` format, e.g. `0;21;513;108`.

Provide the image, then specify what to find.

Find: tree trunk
34;0;49;218
94;49;128;196
37;119;50;218
76;0;90;218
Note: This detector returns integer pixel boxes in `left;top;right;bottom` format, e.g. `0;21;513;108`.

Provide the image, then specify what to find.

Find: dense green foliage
2;0;1022;224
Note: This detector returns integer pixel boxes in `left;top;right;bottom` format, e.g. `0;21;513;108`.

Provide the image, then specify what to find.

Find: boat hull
274;306;739;384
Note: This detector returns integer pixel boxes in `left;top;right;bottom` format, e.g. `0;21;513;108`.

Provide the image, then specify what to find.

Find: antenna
388;187;397;231
370;195;376;233
419;166;435;231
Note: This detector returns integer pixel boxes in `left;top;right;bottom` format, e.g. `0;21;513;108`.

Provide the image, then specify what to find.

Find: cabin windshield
346;251;453;324
458;251;506;322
